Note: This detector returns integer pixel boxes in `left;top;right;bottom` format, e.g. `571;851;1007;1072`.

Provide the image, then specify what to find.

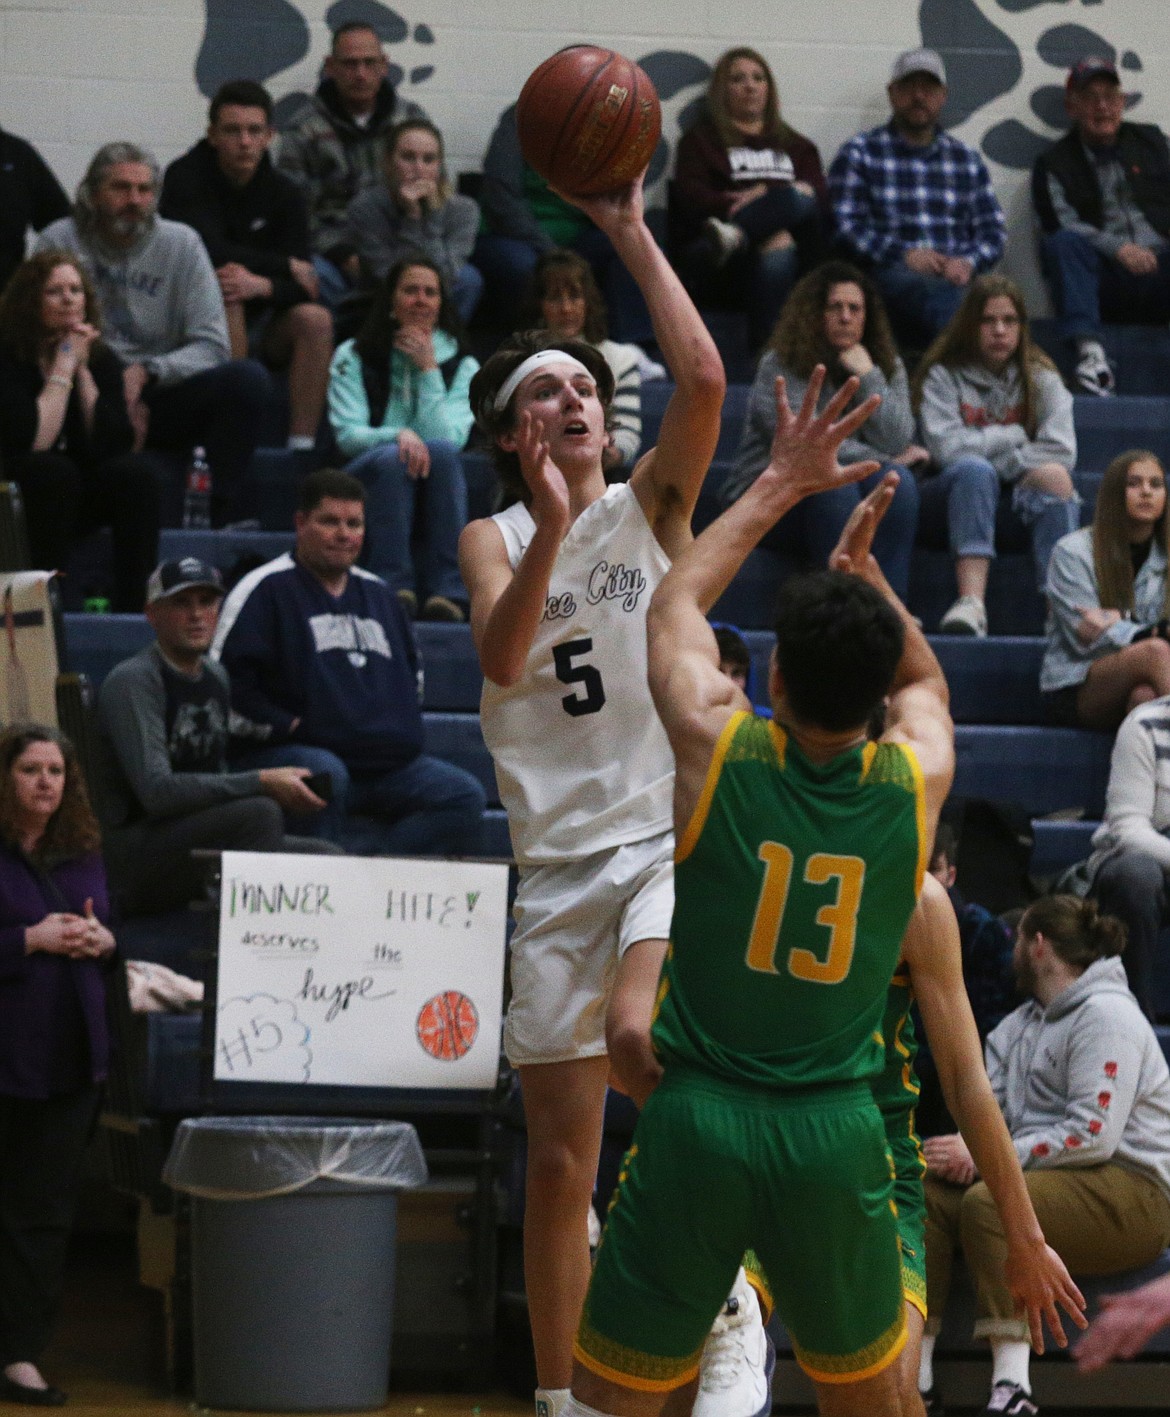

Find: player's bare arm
458;412;569;686
907;875;1087;1353
830;485;955;839
560;172;725;551
648;369;883;828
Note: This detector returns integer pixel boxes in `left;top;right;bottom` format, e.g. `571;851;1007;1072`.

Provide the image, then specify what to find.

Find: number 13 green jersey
652;711;927;1089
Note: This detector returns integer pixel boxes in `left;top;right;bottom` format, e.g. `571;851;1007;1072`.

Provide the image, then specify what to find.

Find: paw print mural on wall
920;0;1148;171
196;0;436;128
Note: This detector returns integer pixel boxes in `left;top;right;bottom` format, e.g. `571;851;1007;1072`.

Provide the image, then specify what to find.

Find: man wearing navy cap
95;556;335;916
1033;56;1170;395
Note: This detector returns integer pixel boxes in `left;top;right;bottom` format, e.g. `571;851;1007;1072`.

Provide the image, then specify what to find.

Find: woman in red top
671;47;827;345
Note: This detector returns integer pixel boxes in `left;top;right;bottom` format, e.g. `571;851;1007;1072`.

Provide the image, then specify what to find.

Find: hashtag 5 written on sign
212;852;509;1090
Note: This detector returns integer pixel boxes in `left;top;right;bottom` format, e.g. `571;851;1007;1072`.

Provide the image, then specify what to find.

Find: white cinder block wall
1;0;1167;312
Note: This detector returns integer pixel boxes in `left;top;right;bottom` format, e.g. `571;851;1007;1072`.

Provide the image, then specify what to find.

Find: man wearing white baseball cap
829;46;1007;347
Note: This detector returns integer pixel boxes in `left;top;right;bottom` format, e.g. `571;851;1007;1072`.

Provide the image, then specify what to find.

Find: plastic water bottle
182;446;212;529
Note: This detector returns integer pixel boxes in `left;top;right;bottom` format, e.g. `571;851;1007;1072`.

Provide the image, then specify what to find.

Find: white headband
493;349;593;412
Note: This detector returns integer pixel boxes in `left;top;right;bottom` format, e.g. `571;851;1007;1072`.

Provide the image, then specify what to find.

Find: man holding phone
96;556;339;916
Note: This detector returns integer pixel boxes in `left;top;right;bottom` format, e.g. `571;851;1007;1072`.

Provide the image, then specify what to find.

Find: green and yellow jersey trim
676;709;746;863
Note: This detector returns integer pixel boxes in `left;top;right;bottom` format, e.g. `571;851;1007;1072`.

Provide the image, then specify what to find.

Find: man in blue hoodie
212;466;485;856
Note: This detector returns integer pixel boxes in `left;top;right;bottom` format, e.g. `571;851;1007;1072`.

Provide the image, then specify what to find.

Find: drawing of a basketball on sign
417;990;479;1061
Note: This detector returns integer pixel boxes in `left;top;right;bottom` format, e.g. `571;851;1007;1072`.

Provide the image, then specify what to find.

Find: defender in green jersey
568;374;956;1417
734;871;1086;1417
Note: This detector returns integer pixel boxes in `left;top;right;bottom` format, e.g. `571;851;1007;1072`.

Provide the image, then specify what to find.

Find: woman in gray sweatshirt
922;894;1170;1414
344;118;481;325
915;274;1080;637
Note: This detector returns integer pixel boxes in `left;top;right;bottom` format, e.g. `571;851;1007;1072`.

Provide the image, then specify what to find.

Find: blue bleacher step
1030;817;1097;880
1074;394;1170;472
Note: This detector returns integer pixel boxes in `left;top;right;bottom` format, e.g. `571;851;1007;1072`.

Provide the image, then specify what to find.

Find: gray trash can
163;1116;427;1412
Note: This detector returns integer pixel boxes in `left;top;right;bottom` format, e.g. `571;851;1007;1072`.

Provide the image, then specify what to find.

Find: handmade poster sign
213;852;509;1089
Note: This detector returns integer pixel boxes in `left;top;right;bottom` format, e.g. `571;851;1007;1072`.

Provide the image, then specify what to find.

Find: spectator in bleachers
920;894;1170;1417
670;46;826;348
829;48;1006;350
915;274;1079;636
342;119;482;326
0;724;113;1408
1079;693;1170;1019
722;260;921;598
1032;57;1170;397
915;821;1018;1136
0;124;70;295
276;21;426;309
1041;450;1170;729
0;251;159;610
34;142;270;526
523;249;643;479
96;557;338;918
473;103;651;342
160;80;333;453
328;256;477;621
213;467;485;855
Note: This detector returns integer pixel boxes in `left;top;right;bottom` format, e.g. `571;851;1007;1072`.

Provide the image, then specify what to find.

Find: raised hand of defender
515;411;570;533
1005;1241;1087;1356
758;367;881;507
829;471;900;577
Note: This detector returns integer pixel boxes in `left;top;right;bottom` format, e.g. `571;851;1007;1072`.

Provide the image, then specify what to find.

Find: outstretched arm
907;875;1087;1353
648;370;881;824
561;174;724;545
829;488;954;840
458;413;569;686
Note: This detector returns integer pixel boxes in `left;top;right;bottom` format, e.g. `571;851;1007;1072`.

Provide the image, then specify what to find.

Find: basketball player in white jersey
459;171;768;1417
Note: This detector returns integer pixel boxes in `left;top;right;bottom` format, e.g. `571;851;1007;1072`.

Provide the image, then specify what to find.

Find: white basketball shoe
693;1268;775;1417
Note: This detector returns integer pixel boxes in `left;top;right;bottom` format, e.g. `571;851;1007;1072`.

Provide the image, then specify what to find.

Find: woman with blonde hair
1041;449;1170;728
915;273;1080;636
724;259;920;594
671;46;826;344
343;117;482;323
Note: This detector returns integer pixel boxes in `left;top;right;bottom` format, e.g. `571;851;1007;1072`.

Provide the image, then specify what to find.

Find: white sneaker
535;1388;569;1417
1075;345;1115;396
940;594;988;637
703;216;746;268
693;1269;774;1417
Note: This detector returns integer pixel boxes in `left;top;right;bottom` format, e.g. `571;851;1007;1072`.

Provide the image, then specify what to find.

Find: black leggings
0;1085;101;1366
8;451;160;611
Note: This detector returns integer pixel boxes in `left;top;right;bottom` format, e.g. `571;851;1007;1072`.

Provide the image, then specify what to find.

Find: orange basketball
516;46;661;197
417;990;479;1061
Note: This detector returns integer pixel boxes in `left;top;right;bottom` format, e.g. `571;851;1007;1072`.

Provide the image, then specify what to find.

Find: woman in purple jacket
0;725;113;1407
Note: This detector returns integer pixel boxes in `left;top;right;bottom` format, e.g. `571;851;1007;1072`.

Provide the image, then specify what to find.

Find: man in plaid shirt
829;48;1006;348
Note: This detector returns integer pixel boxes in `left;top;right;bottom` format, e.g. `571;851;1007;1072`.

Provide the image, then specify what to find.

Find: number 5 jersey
481;483;675;867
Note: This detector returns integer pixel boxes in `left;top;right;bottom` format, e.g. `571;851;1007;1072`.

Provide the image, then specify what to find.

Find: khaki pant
925;1163;1170;1341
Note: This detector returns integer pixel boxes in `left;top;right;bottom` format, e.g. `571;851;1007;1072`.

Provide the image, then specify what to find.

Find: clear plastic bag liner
163;1116;428;1200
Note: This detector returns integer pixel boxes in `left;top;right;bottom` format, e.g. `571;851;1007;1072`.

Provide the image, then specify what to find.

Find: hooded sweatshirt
985;956;1170;1199
918;360;1076;483
276;78;426;257
34;215;229;386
